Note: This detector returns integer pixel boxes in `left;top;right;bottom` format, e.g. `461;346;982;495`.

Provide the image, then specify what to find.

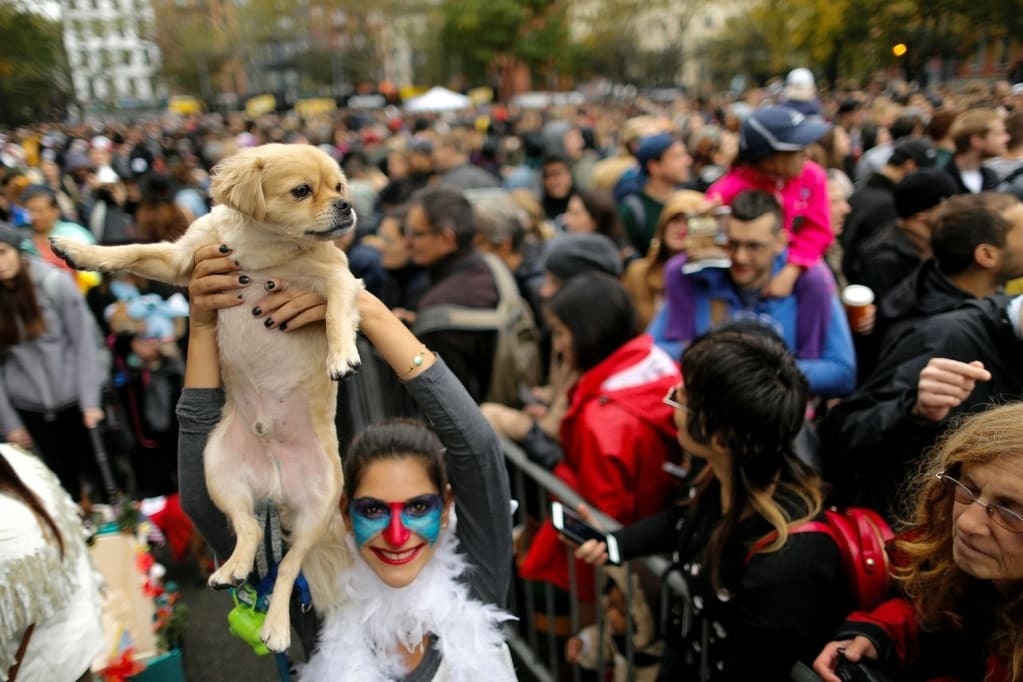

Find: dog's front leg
49;239;196;287
323;273;363;380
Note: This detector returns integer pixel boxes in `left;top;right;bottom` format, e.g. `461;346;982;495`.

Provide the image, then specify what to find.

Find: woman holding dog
572;323;850;680
177;244;516;681
814;402;1023;682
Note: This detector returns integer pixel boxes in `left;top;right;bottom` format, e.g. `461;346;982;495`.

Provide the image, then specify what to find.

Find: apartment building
59;0;161;107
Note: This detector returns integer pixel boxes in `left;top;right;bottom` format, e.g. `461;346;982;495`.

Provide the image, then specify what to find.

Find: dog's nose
334;199;352;213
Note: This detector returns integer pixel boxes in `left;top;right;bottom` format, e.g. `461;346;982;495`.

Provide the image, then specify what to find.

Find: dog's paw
208;562;249;590
260;616;292;653
327;349;362;381
49;238;82;270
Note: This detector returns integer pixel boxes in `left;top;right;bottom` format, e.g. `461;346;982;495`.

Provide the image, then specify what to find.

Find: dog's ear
211;150;267;221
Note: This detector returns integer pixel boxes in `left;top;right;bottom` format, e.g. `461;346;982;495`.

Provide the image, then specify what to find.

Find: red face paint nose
383;502;411;547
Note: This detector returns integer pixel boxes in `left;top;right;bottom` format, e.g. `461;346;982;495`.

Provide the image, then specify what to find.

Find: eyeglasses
936;471;1023;534
723;239;772;254
662;383;691;412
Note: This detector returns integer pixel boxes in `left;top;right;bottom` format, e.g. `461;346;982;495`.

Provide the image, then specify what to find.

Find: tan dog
52;143;359;651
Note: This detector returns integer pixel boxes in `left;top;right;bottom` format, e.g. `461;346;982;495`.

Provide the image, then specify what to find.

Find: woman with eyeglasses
572;323;850;680
518;272;683;602
814;402;1023;682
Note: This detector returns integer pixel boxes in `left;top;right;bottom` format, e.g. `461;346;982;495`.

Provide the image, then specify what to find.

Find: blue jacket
649;252;856;398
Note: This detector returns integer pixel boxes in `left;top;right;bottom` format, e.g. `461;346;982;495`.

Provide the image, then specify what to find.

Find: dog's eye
291;184;312;199
335;182;343;193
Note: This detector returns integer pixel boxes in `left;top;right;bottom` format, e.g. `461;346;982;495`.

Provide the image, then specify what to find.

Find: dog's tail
301;515;352;613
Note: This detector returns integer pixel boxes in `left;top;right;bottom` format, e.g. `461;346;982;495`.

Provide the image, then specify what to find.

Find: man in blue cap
616;132;691;257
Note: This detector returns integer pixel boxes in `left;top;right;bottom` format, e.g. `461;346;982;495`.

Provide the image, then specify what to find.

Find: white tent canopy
404;86;472;112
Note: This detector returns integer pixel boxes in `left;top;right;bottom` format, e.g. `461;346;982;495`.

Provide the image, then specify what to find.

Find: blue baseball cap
635;132;677;171
740;106;831;162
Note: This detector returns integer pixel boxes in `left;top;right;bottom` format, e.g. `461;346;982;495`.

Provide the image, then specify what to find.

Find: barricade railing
501;437;692;682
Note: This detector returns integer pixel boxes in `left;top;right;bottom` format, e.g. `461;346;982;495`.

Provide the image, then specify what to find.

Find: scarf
299;520;515;682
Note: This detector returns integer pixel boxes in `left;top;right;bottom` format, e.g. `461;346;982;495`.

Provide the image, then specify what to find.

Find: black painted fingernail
239;275;251;284
219;244;230;253
278;321;288;331
264;281;276;291
264;318;274;328
251;306;261;316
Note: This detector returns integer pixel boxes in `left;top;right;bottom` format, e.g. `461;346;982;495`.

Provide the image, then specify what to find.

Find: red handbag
746;507;895;610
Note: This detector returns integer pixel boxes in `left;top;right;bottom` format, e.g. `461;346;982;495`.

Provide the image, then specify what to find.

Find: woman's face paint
350;493;444;548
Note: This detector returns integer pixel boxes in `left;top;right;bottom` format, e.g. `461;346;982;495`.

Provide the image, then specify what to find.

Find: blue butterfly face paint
350;494;444;548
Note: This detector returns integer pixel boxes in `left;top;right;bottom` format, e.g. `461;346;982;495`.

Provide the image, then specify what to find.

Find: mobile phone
551;501;621;564
662;461;689;479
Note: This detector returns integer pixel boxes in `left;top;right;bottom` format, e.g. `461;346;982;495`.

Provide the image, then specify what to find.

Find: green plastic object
227;586;270;656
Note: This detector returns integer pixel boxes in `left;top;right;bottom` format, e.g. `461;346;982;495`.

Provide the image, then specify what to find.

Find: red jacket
519;334;682;599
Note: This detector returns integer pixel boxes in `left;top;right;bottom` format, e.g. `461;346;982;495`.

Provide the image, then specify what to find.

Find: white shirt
0;445;104;682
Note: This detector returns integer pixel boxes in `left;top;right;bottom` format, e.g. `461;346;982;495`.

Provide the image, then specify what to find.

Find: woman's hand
570;504;611;567
252;278;327;331
564;636;584;664
812;637;879;682
6;428;33;449
82;407;104;429
188;244;245;331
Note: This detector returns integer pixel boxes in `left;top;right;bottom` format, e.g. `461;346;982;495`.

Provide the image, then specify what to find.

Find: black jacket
614;481;849;682
842;172;898;278
855;260;974;381
851;223;923;302
943;157;1000;194
822;296;1023;519
415;250;500;402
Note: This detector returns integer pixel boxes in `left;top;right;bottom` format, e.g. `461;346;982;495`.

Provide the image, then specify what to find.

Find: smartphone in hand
551;501;621;564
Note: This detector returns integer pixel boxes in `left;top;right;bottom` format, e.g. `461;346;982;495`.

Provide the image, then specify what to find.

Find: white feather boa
298;521;516;682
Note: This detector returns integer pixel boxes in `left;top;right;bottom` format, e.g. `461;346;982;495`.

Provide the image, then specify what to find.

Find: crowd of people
2;66;1023;681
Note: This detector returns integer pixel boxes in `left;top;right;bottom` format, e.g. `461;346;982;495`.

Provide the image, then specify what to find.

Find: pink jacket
708;160;833;269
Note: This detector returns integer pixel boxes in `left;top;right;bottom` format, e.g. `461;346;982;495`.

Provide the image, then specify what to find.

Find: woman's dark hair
0;253;45;346
572;188;623;242
0;450;65;557
547;272;637;372
343;418;447;500
680;325;822;591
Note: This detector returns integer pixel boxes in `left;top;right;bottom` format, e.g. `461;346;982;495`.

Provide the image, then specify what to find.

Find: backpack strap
999;163;1023;188
623;193;647;246
744;520;835;563
412;254;515;335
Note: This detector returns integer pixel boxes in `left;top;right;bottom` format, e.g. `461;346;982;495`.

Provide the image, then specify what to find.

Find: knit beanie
544;233;623;280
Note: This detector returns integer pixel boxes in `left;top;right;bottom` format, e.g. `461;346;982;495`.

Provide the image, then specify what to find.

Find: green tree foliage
438;0;574;87
0;2;69;125
704;0;1021;89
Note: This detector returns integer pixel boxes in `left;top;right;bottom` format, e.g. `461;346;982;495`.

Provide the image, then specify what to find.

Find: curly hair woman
814;402;1023;681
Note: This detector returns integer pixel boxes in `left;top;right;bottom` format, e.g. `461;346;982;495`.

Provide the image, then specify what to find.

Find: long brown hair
0;449;65;557
0;254;45;346
894;402;1023;680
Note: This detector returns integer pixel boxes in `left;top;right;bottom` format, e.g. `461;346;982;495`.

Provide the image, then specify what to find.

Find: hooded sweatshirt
0;259;104;432
519;334;682;600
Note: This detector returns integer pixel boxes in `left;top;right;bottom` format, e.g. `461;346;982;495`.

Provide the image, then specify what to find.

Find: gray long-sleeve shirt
175;357;513;674
0;259;104;432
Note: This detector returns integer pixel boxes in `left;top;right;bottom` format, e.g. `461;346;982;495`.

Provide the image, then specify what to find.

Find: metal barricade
501;437;692;682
